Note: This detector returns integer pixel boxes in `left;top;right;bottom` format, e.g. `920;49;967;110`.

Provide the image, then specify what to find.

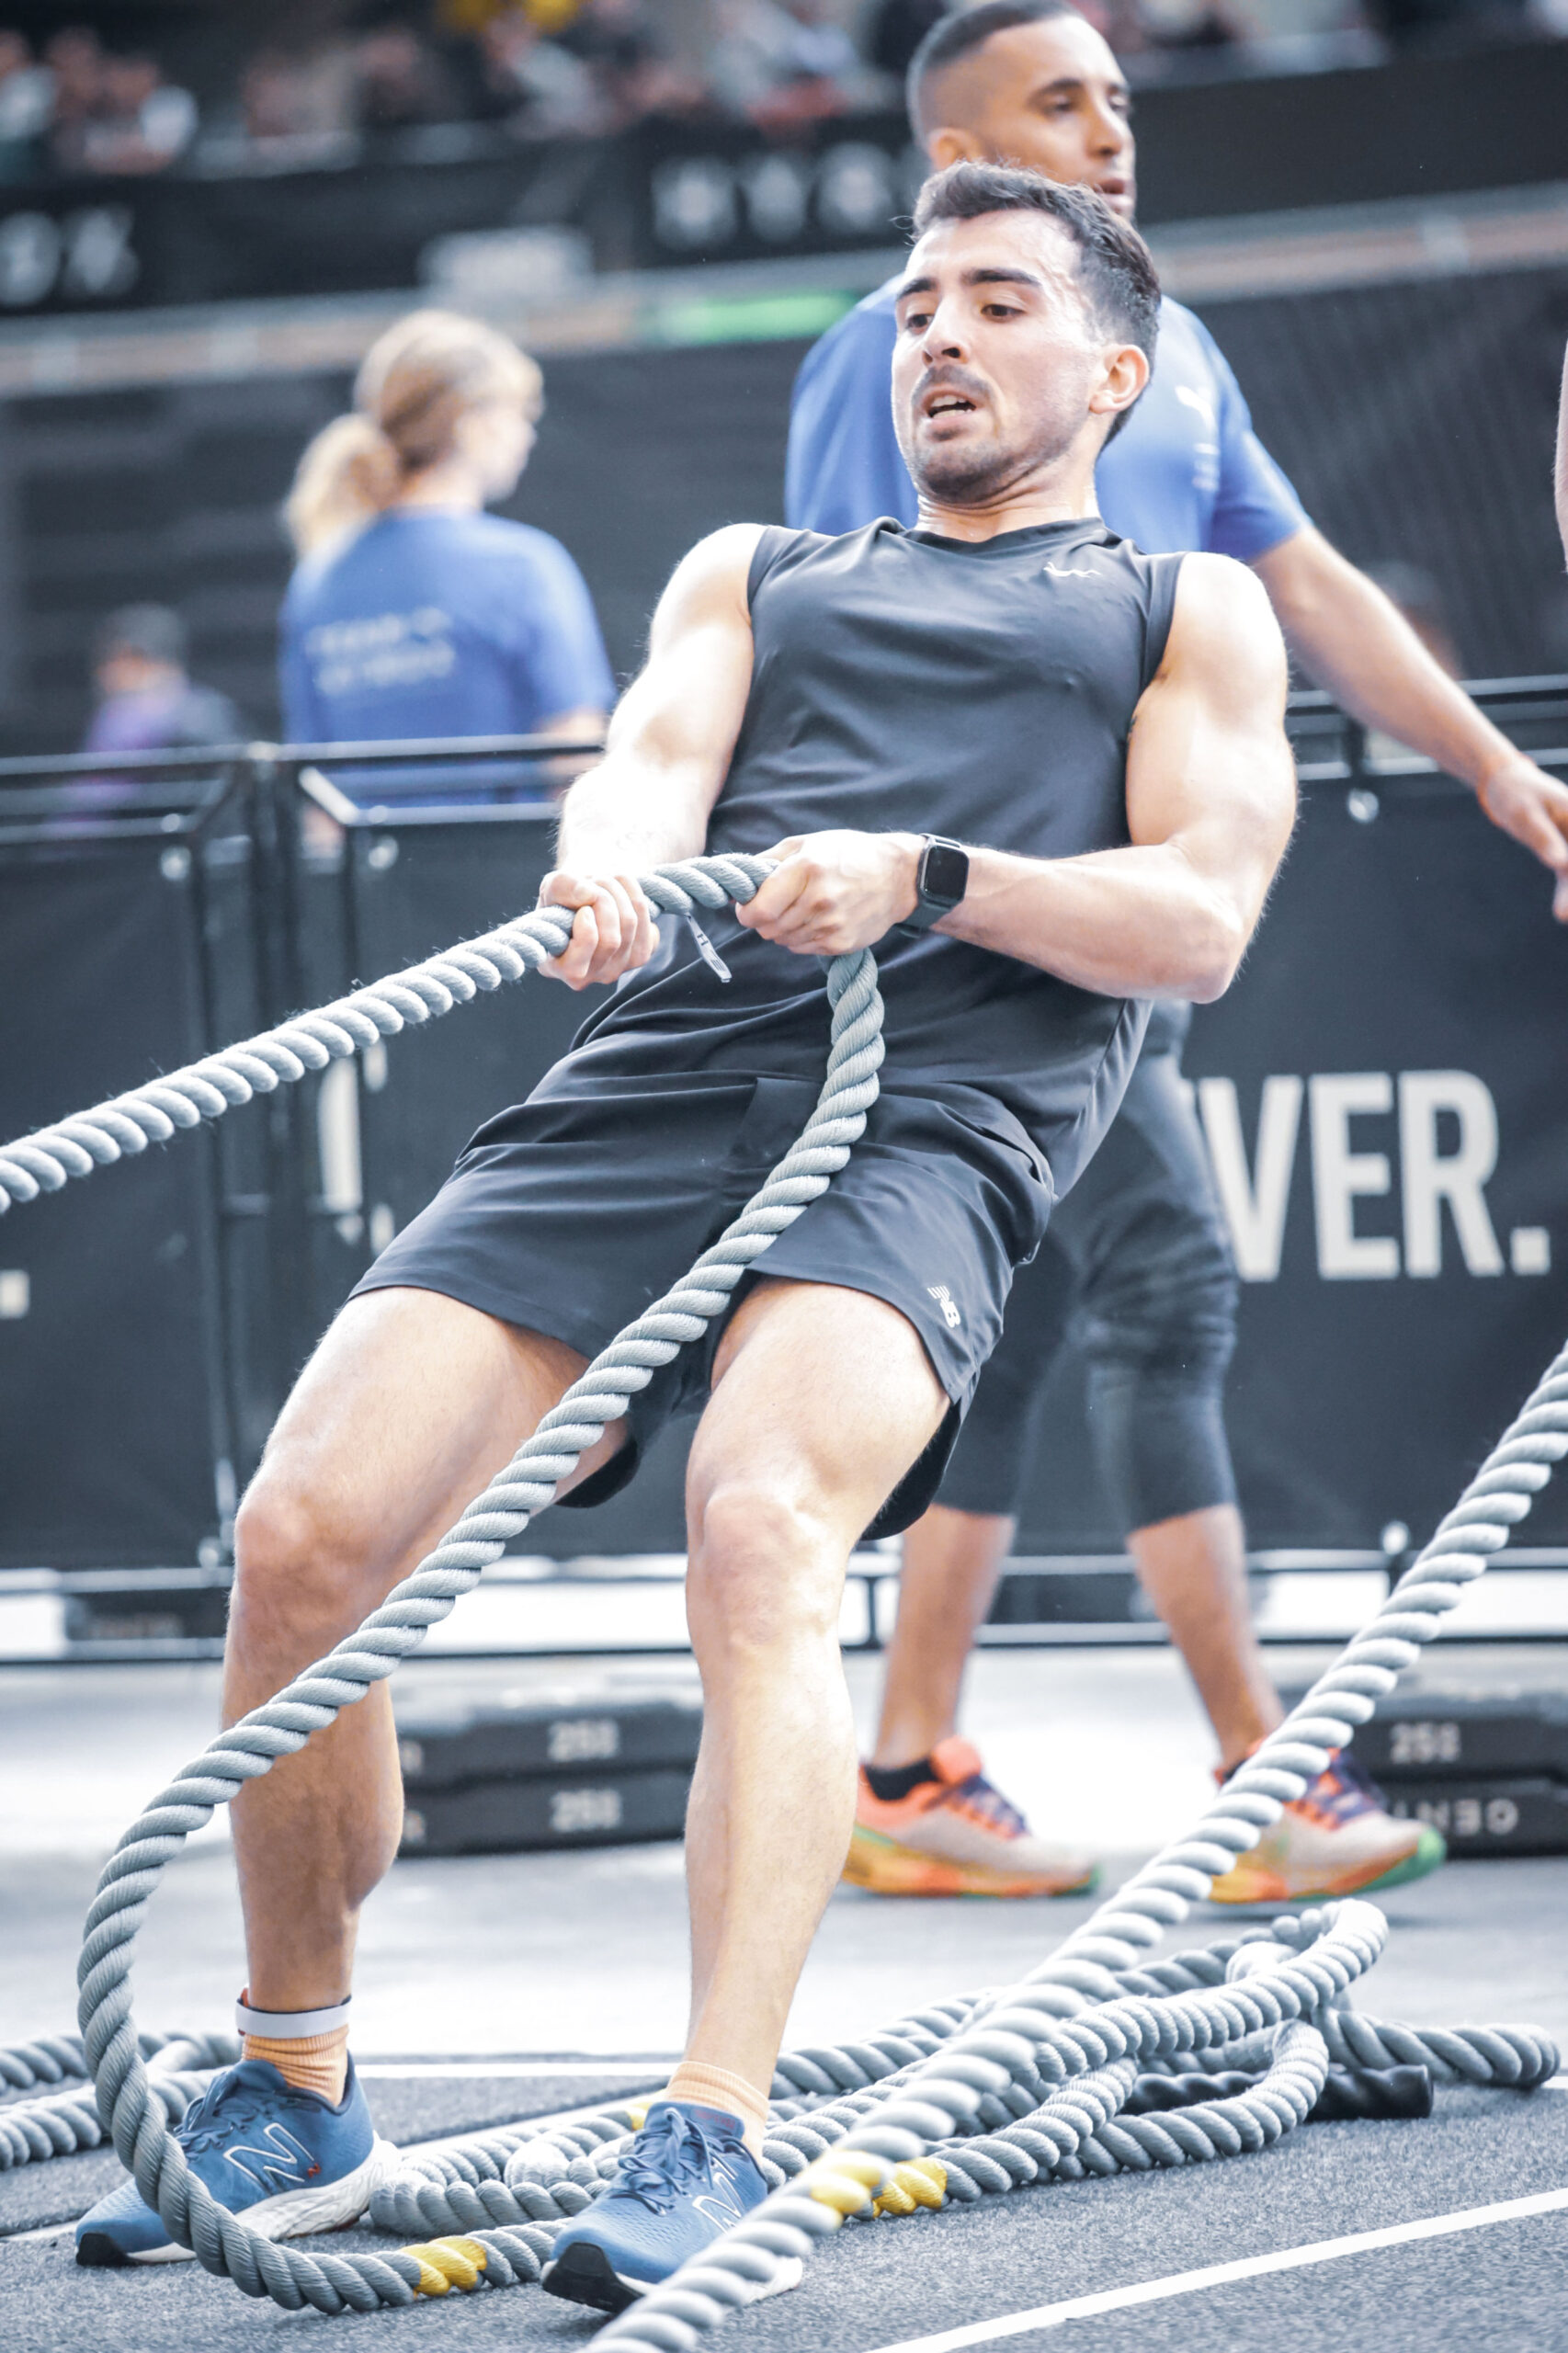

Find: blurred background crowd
0;0;1561;185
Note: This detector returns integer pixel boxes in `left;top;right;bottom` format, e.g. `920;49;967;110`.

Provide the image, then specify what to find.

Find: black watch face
922;840;968;906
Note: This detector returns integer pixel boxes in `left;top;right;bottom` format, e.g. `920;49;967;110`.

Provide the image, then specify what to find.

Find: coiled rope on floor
0;855;1555;2319
594;1336;1568;2351
50;854;884;2313
0;2032;236;2170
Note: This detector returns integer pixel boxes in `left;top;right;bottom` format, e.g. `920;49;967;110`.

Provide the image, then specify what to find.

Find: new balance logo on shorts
927;1283;962;1331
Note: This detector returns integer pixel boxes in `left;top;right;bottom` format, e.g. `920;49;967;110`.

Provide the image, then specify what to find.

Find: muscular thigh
692;1278;949;1548
244;1285;621;1585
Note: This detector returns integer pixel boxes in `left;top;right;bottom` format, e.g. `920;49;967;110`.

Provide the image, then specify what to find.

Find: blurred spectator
710;0;872;128
280;311;613;803
867;0;955;79
473;6;603;132
82;606;242;756
560;0;710;127
42;26;102;167
356;20;464;131
237;40;360;165
71;53;199;176
0;33;52;180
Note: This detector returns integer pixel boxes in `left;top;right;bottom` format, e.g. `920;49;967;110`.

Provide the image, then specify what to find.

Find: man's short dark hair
907;2;1083;137
910;161;1158;441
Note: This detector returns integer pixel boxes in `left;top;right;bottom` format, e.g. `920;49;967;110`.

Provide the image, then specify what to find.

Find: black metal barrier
1;693;1565;1613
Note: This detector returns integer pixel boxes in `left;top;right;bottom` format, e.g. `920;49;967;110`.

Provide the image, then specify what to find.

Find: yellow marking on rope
873;2157;948;2218
805;2149;886;2215
403;2236;488;2296
625;2101;650;2130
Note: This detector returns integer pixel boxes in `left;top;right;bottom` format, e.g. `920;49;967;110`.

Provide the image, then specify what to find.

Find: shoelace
1298;1747;1391;1825
180;2078;282;2160
616;2109;743;2215
943;1771;1028;1836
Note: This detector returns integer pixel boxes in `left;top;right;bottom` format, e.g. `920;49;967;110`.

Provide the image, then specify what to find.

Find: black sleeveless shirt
565;517;1184;1198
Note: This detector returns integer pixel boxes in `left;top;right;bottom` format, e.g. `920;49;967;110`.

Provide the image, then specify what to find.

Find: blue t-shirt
279;508;615;801
784;280;1308;560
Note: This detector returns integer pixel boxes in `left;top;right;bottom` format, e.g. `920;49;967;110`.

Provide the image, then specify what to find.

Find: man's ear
926;125;986;170
1088;341;1151;425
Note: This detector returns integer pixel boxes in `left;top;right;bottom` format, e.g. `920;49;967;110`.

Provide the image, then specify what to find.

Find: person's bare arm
737;554;1295;1001
533;702;608;793
540;525;761;989
1252;523;1568;920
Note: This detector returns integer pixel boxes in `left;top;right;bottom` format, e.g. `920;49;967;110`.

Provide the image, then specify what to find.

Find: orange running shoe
844;1736;1099;1898
1207;1746;1446;1905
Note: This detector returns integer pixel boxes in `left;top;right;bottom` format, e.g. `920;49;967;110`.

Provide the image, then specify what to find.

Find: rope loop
0;857;1548;2327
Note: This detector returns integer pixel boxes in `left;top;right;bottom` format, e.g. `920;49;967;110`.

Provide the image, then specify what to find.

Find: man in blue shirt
787;0;1568;1910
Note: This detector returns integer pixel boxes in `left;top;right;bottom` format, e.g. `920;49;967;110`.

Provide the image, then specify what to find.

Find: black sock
863;1756;937;1802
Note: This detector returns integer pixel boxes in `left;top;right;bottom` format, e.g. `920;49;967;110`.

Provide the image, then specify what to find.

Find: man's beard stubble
906;431;1065;506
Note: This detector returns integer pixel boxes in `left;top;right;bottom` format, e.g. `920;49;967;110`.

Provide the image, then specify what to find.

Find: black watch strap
900;835;969;934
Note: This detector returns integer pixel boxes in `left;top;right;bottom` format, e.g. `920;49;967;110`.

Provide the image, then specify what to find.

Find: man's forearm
940;839;1250;1003
1253;528;1513;791
556;752;712;875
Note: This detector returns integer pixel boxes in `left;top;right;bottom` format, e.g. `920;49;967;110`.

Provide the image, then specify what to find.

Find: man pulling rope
74;162;1296;2313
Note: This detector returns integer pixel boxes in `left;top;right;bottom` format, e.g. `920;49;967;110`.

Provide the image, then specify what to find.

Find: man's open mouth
924;392;977;419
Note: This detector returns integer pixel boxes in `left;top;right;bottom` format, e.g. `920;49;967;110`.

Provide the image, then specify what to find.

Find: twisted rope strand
0;854;778;1216
593;1347;1568;2350
17;852;1553;2324
71;860;884;2313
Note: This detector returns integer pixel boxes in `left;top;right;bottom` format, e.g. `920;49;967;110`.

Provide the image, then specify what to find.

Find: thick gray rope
68;857;885;2313
590;1346;1568;2350
20;853;1559;2320
0;853;783;1216
0;2033;236;2171
1033;1347;1568;1989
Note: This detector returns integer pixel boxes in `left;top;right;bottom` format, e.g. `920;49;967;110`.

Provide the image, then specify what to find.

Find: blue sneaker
541;2100;799;2314
74;2057;396;2267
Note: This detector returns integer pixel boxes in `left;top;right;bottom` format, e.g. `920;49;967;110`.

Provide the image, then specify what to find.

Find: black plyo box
400;1767;693;1857
1281;1685;1568;1781
1383;1777;1568;1857
393;1687;704;1792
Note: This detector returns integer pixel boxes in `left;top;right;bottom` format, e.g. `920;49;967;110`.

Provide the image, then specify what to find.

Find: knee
232;1469;383;1649
687;1479;841;1654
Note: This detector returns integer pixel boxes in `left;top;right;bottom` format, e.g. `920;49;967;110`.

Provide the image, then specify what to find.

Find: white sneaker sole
123;2134;401;2264
614;2255;804;2306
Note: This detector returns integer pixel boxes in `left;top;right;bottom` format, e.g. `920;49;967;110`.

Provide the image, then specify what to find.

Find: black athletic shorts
352;1072;1051;1539
937;1024;1238;1522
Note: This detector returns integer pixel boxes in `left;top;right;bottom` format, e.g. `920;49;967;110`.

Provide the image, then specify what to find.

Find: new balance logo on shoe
692;2155;750;2231
224;2121;316;2195
927;1284;961;1330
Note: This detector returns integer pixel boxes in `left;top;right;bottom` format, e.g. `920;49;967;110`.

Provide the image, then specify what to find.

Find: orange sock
236;1993;350;2105
662;2062;770;2156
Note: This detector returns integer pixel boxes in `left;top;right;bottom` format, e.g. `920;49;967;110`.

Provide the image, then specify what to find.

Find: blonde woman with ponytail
279;310;613;800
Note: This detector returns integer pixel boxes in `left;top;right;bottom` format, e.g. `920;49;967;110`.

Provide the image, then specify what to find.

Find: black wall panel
0;847;227;1564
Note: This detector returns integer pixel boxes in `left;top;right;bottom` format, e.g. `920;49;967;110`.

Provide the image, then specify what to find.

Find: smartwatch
899;835;970;934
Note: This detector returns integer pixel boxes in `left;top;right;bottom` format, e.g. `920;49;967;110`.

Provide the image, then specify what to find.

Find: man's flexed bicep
1123;553;1296;999
543;525;762;989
